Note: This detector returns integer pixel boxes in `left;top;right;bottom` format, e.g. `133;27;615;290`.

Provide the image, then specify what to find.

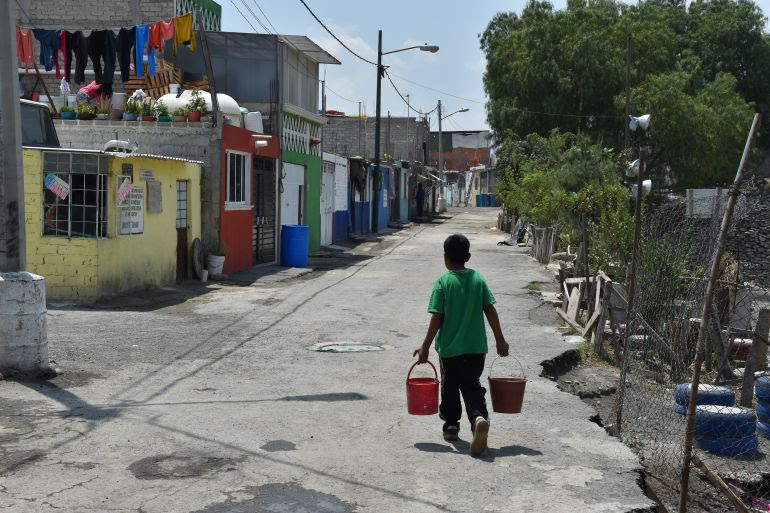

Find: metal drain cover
308;342;389;353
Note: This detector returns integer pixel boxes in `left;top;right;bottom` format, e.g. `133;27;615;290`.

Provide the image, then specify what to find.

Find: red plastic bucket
488;356;527;414
406;361;439;415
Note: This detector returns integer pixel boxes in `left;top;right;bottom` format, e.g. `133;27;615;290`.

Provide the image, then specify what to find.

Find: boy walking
414;234;509;456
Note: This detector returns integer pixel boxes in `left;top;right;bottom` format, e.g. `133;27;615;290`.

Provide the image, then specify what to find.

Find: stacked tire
757;376;770;440
694;405;759;457
672;383;735;416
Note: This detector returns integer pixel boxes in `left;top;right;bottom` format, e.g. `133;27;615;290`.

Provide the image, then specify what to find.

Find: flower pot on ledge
172;115;187;122
123;113;138;121
141;115;156;122
157;115;172;122
187;112;201;122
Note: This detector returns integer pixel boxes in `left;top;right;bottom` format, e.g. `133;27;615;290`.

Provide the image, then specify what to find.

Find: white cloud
464;57;486;74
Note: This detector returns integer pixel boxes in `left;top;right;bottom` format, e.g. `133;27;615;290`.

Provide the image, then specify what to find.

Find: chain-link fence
613;181;770;511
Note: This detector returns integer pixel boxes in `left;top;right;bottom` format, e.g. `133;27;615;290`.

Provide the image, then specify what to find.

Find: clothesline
15;12;197;88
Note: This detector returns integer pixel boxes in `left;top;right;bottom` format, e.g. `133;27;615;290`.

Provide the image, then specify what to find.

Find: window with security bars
42;152;107;238
226;151;250;206
176;181;188;229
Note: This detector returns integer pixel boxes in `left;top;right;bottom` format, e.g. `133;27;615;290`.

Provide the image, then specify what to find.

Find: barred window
42;152;107;238
226;151;250;206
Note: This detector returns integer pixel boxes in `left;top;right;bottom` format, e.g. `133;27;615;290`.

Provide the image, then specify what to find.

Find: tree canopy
481;0;763;189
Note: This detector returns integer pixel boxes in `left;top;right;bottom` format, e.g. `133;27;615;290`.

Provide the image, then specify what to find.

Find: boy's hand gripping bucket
406;361;439;415
488;356;527;414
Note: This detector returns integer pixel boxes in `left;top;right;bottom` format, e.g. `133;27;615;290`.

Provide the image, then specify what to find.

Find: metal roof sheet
279;35;341;65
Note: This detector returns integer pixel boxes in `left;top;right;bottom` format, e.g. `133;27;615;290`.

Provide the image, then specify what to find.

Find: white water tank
244;112;264;133
158;90;242;122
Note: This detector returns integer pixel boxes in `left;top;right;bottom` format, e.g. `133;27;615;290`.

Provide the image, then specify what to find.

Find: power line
325;85;360;105
297;0;377;66
251;0;279;34
388;72;486;105
239;0;272;33
229;0;259;32
385;71;435;116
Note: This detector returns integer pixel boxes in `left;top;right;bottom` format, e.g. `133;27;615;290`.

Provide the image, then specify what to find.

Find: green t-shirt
427;269;496;358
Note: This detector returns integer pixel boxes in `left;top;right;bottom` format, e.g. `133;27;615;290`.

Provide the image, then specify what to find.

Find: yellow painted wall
97;156;201;297
23;149;201;302
23;149;99;301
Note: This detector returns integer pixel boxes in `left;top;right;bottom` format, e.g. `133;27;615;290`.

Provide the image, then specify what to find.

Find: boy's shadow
414;440;542;462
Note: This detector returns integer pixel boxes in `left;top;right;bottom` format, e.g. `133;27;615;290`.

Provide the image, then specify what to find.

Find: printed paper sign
44;173;69;200
140;170;154;181
120;185;145;235
117;178;133;205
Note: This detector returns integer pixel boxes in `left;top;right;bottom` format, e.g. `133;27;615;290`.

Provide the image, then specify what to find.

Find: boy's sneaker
470;416;489;456
443;425;459;441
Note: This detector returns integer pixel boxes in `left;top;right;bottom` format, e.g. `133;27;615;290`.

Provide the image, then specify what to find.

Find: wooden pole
32;61;57;116
616;148;645;434
691;455;750;513
740;309;770;407
196;8;218;125
678;114;761;513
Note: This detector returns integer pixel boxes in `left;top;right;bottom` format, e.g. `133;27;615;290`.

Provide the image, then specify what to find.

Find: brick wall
54;121;222;247
323;116;430;163
15;0;175;29
728;194;770;288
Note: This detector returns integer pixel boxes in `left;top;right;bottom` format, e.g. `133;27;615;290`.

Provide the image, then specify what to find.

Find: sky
221;0;554;132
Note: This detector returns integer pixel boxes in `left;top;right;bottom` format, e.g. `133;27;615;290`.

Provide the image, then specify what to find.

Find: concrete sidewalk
0;208;653;512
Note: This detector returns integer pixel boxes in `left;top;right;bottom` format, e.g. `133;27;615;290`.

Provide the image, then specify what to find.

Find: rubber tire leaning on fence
695;433;759;457
673;402;688;416
758;421;770;439
694;405;757;439
756;376;770;403
757;400;770;423
673;383;735;407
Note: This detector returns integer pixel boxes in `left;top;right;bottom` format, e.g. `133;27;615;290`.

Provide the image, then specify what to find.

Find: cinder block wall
54;122;222;248
323;116;430;163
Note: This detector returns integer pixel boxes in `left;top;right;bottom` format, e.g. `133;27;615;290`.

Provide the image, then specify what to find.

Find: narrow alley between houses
0;209;652;513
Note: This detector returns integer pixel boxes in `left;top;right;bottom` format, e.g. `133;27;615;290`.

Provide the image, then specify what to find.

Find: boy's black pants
439;354;488;431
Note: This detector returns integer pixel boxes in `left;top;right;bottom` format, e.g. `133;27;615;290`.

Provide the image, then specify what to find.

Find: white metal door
321;161;335;245
281;162;305;225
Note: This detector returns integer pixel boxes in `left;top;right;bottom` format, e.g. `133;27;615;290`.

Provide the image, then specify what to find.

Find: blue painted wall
352;201;370;234
371;165;390;231
332;210;349;243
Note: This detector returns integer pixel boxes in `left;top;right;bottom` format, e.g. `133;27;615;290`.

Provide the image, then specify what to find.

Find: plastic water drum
280;225;309;267
244;112;264;133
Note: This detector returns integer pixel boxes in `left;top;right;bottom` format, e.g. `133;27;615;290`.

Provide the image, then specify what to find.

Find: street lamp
437;103;469;212
373;31;439;233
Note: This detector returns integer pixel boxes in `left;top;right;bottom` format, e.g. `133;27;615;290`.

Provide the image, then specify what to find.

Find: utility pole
321;80;326;116
1;0;25;272
437;100;444;212
405;94;410;162
624;33;631;151
372;30;383;233
357;101;362;157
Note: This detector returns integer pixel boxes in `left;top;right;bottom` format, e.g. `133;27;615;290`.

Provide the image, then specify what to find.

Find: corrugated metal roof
23;146;203;165
279;35;341;65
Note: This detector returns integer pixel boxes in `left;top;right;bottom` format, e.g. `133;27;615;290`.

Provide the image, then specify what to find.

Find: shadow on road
414;441;543;462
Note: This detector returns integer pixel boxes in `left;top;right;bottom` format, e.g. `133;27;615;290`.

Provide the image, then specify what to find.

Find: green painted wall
282;150;321;252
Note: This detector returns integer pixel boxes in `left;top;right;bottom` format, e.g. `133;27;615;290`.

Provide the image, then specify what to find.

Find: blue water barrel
281;225;309;267
481;194;490;207
489;193;498;207
475;195;481;207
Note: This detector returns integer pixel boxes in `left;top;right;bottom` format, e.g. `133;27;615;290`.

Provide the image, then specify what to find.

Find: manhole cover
308;342;389;353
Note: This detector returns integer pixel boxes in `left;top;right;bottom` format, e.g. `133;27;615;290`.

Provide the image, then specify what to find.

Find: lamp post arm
382;45;434;55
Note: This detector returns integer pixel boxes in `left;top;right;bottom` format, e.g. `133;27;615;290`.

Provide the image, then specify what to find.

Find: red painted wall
219;124;280;274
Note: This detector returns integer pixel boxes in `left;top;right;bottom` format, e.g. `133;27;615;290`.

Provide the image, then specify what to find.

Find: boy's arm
414;313;443;363
483;304;509;357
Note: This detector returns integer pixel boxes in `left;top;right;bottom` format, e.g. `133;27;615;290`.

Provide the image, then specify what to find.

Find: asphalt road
0;208;653;512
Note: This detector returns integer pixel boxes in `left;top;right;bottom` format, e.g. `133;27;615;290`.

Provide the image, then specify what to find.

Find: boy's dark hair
444;234;470;263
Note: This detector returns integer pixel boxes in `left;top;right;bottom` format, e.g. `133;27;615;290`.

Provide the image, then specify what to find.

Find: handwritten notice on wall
120;185;144;235
44;173;70;200
116;178;133;206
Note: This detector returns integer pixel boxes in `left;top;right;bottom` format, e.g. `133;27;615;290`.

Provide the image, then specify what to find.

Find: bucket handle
489;355;526;379
407;360;438;383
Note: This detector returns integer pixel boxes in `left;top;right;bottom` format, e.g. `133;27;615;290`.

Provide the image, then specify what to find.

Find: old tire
756;400;770;423
758;421;770;439
694;405;756;439
673;402;688;416
695;434;759;457
756;376;770;403
674;383;735;407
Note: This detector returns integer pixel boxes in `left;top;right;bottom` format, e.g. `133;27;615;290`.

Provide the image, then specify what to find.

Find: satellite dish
626;159;639;177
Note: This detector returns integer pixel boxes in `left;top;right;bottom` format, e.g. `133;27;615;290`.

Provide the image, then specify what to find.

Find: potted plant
140;98;156;121
186;89;207;122
60;105;76;120
206;240;226;276
76;102;96;120
95;96;111;120
172;107;188;122
123;99;140;121
155;99;172;122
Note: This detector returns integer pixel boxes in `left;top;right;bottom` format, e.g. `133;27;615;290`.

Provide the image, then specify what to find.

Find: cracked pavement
0;208;653;512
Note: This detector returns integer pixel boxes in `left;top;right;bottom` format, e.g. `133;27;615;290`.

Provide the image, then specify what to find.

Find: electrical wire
251;0;279;34
229;0;259;33
297;0;377;66
14;0;31;22
325;85;360;105
385;71;435;116
239;0;272;34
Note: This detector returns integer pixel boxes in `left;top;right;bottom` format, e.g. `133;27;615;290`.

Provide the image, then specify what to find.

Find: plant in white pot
207;240;226;276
